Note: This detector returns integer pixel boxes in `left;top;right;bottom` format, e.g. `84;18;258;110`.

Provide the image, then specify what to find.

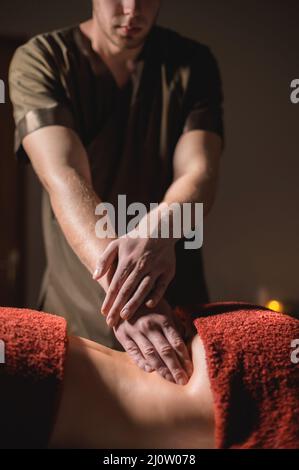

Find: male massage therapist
9;0;224;384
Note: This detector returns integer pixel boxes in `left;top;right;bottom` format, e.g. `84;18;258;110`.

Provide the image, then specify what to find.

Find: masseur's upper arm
173;44;225;181
8;36;91;189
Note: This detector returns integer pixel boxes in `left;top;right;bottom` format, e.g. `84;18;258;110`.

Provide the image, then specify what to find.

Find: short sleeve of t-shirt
8;36;77;163
182;45;225;149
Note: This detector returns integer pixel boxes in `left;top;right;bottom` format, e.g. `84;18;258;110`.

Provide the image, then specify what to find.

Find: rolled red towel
0;307;68;449
192;301;299;449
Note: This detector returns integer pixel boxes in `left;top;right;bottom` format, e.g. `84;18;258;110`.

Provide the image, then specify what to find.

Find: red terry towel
191;301;299;449
0;307;68;449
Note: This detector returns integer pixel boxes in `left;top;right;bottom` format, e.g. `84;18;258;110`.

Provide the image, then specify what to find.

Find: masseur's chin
112;28;148;49
115;35;145;50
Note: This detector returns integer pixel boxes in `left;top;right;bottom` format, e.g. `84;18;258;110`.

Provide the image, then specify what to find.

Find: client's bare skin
48;332;214;449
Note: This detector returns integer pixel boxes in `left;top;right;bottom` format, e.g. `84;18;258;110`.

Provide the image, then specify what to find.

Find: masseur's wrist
135;202;182;244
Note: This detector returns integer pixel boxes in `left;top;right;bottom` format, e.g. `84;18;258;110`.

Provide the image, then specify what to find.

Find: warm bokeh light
265;300;284;313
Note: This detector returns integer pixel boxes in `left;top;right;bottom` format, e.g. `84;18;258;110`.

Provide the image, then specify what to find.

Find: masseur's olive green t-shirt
9;24;224;346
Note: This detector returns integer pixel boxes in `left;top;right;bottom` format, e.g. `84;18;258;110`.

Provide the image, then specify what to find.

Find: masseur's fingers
161;321;193;378
116;334;154;374
93;240;118;280
145;273;173;309
101;261;135;320
112;298;192;383
106;258;118;286
146;329;189;384
106;274;155;326
132;333;175;382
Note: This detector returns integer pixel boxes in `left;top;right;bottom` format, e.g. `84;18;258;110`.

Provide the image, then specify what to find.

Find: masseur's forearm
48;168;116;292
139;170;218;242
163;170;218;223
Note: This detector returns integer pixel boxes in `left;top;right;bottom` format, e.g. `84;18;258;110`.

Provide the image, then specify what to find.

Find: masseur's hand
112;298;193;384
93;231;177;328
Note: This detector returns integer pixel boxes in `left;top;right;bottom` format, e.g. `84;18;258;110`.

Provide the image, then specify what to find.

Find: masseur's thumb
93;241;118;279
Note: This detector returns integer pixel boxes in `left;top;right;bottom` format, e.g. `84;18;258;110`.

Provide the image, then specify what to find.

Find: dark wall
1;1;298;306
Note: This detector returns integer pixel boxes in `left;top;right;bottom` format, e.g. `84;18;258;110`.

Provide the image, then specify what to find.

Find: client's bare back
49;333;215;449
